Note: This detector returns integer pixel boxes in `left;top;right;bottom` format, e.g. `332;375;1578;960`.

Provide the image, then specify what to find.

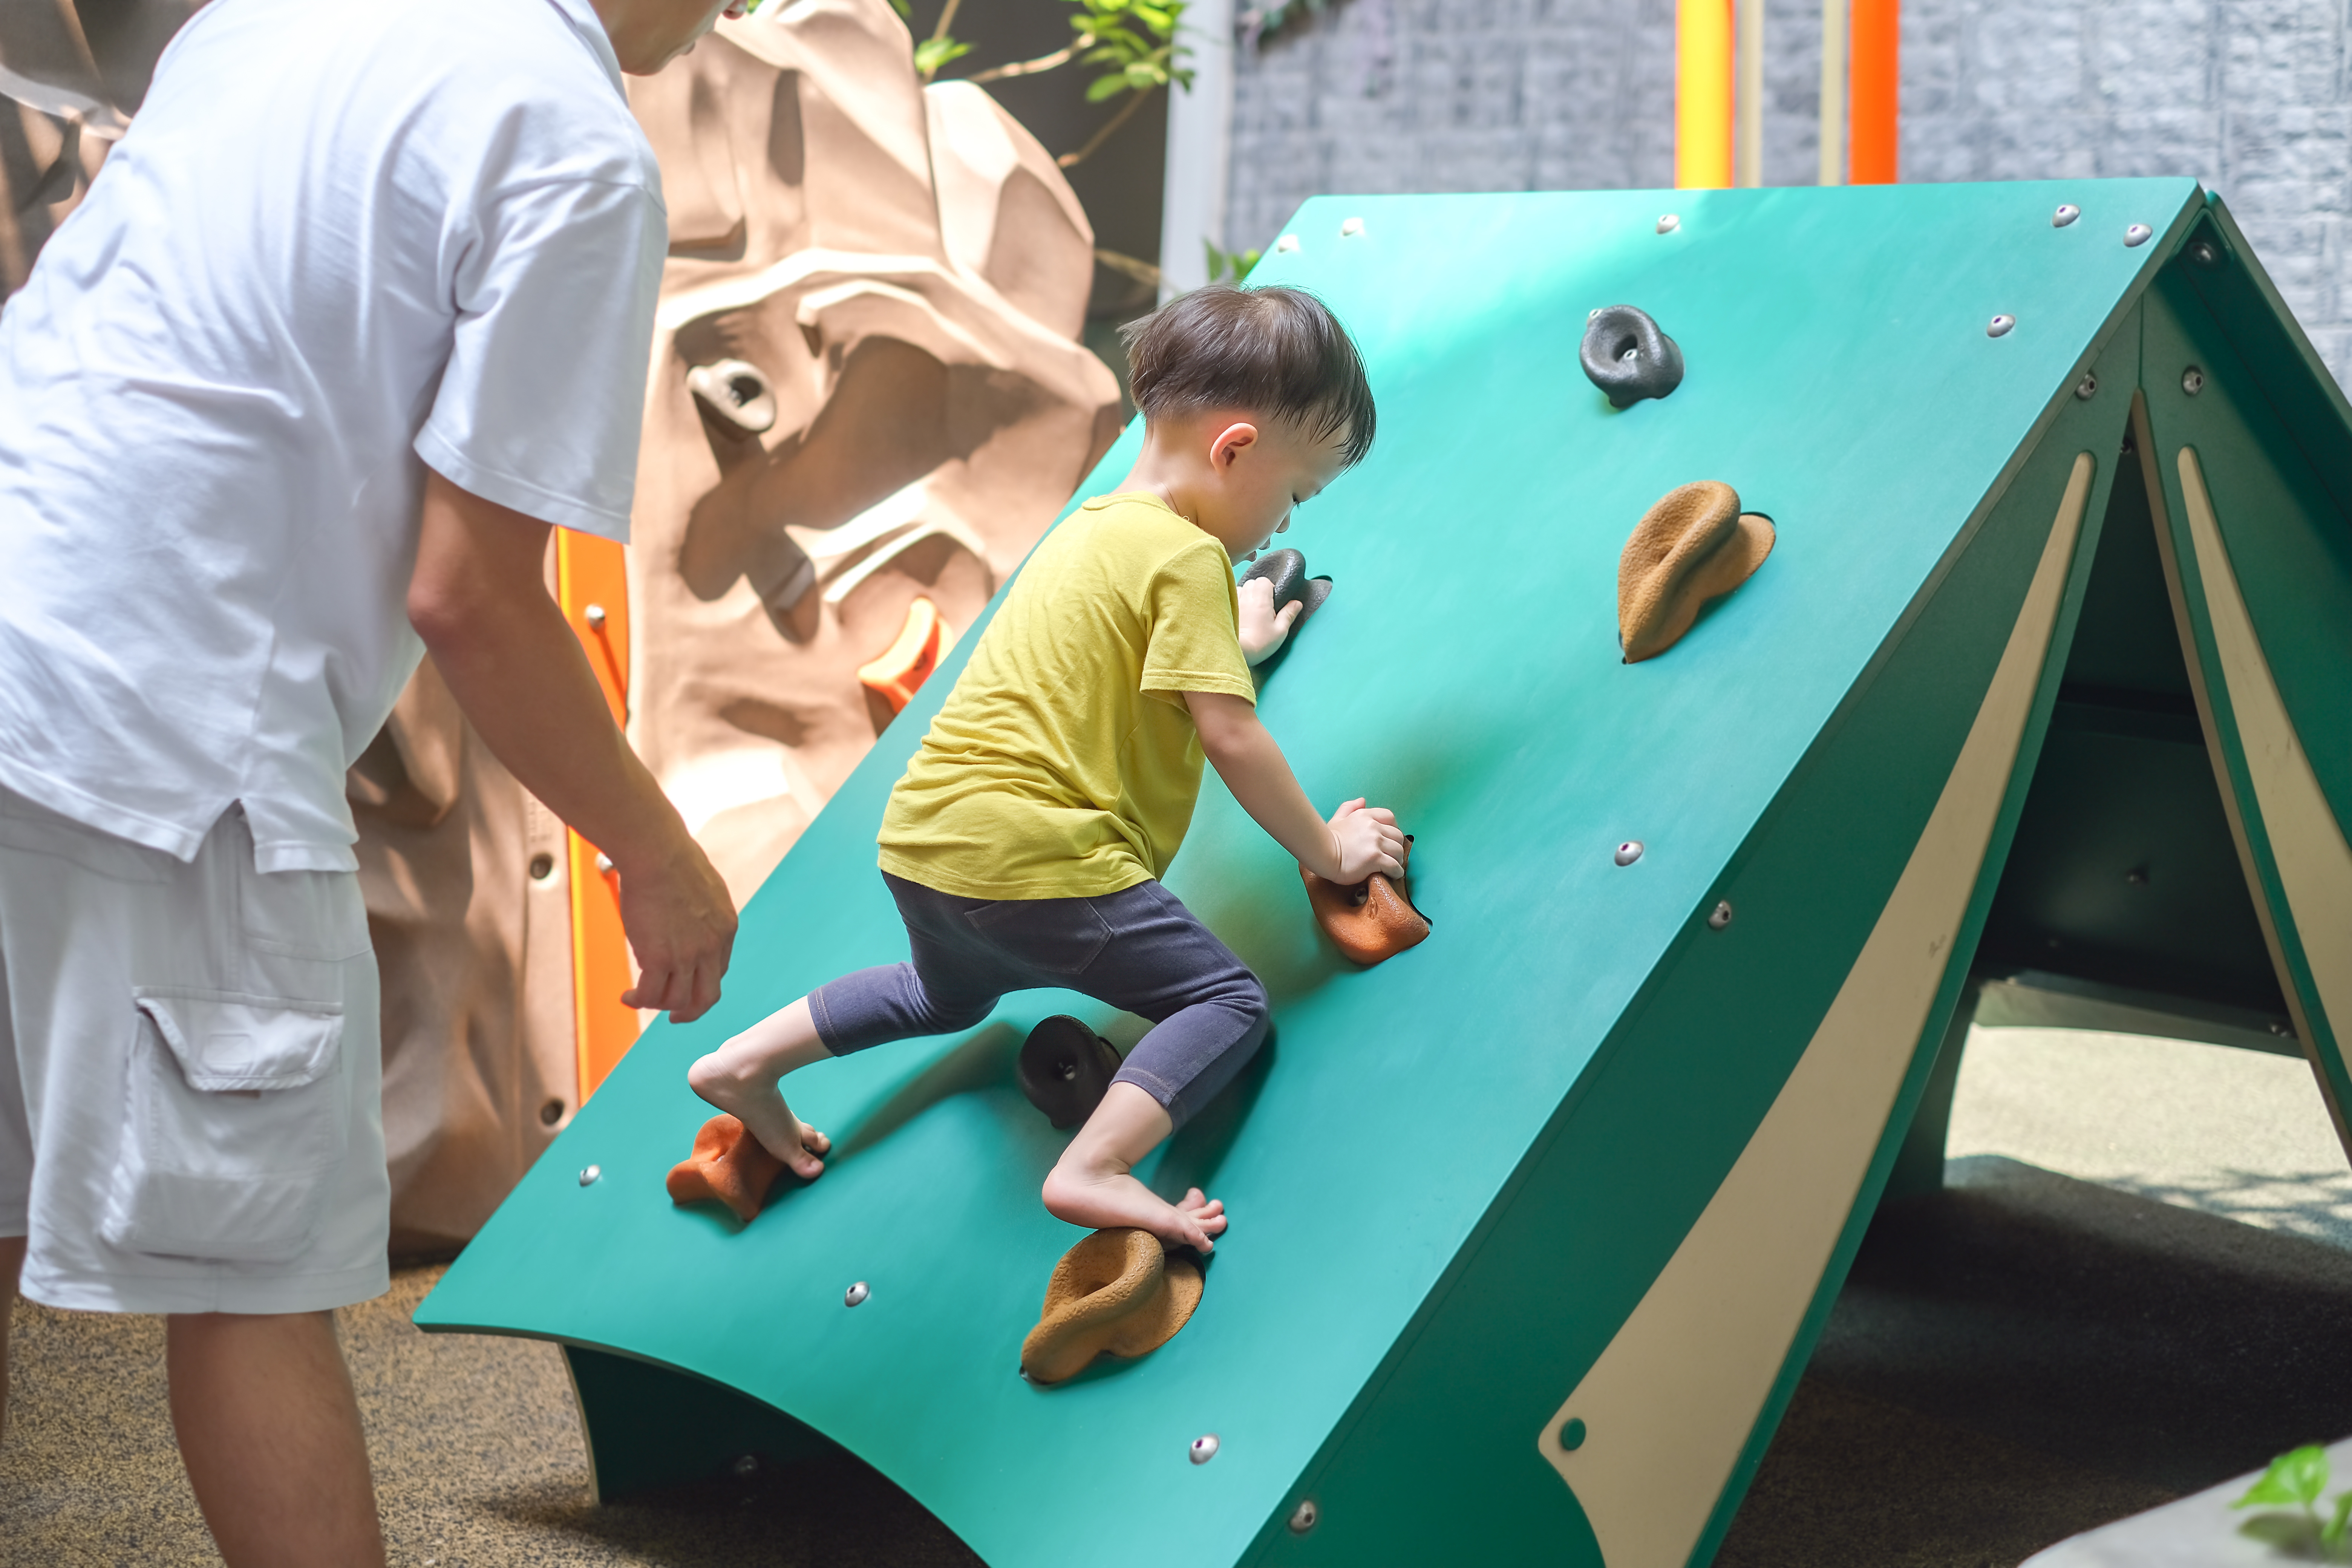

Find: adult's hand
410;467;738;1020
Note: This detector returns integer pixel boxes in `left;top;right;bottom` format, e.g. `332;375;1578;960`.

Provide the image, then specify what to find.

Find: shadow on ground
6;1154;2350;1565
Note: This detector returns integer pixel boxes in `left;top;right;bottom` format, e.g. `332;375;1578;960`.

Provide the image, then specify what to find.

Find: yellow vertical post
1818;0;1846;184
1735;0;1763;187
1676;0;1733;190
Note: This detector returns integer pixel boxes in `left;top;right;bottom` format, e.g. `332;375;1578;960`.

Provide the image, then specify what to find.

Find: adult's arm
409;466;736;1021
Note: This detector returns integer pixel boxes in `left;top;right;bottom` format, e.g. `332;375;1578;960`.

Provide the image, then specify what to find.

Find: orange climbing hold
666;1113;787;1223
1020;1227;1204;1386
858;596;954;715
1300;835;1431;966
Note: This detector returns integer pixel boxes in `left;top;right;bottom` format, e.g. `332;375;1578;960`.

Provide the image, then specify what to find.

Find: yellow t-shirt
876;492;1259;899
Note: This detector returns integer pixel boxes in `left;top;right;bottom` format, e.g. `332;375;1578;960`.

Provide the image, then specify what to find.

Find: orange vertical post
1848;0;1899;184
554;529;640;1099
1676;0;1734;190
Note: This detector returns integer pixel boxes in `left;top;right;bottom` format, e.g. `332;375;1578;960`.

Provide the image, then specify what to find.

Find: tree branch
1057;85;1159;168
968;36;1093;83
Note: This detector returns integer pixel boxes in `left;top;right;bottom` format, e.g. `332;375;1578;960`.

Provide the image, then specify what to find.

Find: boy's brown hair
1119;285;1377;467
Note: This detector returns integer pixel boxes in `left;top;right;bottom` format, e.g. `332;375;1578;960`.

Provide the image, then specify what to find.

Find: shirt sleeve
414;176;666;541
1138;539;1259;708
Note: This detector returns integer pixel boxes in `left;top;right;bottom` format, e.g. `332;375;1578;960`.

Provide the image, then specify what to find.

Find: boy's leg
168;1309;384;1568
1030;880;1270;1250
690;874;1012;1171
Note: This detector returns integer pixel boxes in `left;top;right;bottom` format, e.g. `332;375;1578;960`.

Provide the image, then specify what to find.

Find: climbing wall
420;178;2345;1567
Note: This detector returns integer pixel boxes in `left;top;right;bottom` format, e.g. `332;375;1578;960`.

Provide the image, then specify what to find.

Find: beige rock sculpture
628;0;1123;905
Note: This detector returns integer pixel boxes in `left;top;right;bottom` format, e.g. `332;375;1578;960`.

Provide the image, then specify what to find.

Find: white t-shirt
0;0;667;871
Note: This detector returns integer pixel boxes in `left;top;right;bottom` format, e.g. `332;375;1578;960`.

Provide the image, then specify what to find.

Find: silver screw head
732;1453;759;1476
1289;1499;1319;1533
1339;216;1364;237
2075;373;2098;400
583;603;608;629
579;1164;601;1186
2125;223;2153;247
844;1281;870;1307
1987;314;2016;338
2052;204;2080;227
594;851;615;874
1707;900;1734;930
1656;213;1680;234
2187;238;2219;266
1614;841;1644;867
1275;234;1299;253
1190;1433;1220;1464
2182;365;2205;395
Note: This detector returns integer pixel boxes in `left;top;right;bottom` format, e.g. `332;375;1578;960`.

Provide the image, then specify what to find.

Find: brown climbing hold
1301;835;1430;966
666;1113;787;1224
1020;1227;1204;1386
1617;480;1774;663
858;596;954;715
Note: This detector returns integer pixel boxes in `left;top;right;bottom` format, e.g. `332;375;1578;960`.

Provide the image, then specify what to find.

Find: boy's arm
1185;691;1406;882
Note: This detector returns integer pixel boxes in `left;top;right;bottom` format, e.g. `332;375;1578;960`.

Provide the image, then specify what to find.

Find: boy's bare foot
687;1052;831;1178
1042;1163;1227;1253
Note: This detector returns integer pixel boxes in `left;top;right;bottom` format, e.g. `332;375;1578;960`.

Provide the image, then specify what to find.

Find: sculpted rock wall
630;0;1123;904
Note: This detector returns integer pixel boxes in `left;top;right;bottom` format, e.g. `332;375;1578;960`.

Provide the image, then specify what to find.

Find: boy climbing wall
689;284;1402;1252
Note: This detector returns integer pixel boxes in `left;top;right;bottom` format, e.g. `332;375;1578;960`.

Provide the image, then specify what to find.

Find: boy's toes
786;1147;827;1180
801;1125;832;1157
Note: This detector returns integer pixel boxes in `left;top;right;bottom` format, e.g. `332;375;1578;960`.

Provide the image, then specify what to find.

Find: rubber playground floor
4;1027;2349;1567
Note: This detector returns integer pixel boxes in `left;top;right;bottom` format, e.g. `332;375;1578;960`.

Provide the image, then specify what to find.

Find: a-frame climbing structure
416;178;2352;1568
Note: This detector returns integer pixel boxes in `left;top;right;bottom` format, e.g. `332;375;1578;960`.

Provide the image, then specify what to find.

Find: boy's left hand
1238;575;1304;665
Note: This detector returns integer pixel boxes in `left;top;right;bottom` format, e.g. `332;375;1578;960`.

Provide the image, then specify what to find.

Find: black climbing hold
1017;1015;1122;1129
1579;305;1685;408
1240;548;1333;629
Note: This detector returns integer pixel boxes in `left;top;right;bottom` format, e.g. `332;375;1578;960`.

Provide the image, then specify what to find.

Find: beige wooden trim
2173;446;2352;1143
1536;453;2093;1568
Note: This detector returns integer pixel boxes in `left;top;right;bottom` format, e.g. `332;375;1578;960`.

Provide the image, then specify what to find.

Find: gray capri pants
810;873;1269;1129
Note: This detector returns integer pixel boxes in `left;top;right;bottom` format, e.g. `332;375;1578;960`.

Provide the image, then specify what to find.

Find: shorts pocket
964;897;1113;977
101;988;348;1263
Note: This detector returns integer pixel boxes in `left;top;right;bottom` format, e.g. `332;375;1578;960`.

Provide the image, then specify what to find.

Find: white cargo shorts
0;787;389;1314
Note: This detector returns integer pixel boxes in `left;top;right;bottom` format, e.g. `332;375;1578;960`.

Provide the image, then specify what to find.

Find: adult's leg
168;1309;383;1568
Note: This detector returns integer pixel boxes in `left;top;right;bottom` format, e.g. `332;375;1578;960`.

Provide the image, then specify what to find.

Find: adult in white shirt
0;0;750;1560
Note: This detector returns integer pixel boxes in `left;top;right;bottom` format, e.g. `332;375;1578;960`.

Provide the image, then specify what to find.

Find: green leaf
1085;72;1130;101
914;35;973;74
2323;1491;2352;1550
2236;1447;2331;1511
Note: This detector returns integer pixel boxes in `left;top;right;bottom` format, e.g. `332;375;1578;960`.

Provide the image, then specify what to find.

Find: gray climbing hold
1580;305;1685;409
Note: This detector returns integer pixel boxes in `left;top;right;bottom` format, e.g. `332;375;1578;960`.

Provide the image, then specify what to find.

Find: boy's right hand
1326;797;1407;883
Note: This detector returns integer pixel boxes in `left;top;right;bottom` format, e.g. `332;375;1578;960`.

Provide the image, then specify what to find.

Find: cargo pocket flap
132;989;343;1092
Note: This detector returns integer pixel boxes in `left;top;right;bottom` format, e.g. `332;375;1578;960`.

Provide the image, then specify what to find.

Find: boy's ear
1209;421;1260;472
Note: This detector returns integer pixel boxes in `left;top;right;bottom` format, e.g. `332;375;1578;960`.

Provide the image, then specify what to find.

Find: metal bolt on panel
1614;841;1644;866
2125;224;2153;247
2052;204;2080;227
578;1165;601;1186
1987;314;2015;338
1289;1500;1319;1533
1707;900;1734;930
1190;1434;1219;1464
844;1281;870;1307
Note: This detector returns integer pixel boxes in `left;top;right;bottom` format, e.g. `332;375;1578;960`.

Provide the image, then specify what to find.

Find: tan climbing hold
858;596;955;715
1617;480;1774;663
1020;1227;1204;1386
666;1113;787;1224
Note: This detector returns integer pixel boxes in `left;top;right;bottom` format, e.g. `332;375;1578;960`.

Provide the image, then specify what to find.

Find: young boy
688;284;1403;1253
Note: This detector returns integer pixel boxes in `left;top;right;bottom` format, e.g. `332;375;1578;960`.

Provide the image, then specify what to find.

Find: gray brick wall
1227;0;2352;386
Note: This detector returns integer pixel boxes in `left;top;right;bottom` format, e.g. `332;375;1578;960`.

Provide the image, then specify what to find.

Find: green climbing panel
417;179;2352;1567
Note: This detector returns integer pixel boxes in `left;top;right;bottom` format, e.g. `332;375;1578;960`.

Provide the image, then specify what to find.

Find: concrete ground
2;1024;2348;1565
